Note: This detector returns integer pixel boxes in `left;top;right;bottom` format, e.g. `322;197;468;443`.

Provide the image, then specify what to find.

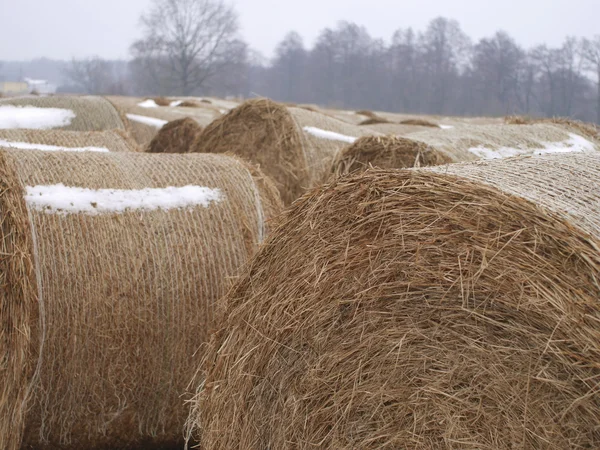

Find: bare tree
130;0;242;96
582;36;600;123
64;57;115;94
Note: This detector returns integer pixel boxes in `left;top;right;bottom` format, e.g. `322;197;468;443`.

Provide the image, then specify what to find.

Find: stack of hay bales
188;151;600;449
0;96;127;131
333;123;599;175
0;128;138;152
107;96;221;147
0;149;281;450
193;98;378;204
147;117;203;153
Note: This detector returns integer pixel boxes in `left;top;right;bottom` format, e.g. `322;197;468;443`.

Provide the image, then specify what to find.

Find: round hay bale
152;96;171;106
363;122;437;136
200;99;212;104
399;118;440;127
0;95;126;131
189;151;600;449
506;116;600;142
192;98;378;205
332;135;454;175
179;100;201;108
0;128;139;152
403;122;599;162
0;150;282;450
147;117;203;153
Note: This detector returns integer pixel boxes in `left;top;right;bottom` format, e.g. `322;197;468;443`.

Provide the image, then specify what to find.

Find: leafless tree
64;57;116;94
582;36;600;123
130;0;242;96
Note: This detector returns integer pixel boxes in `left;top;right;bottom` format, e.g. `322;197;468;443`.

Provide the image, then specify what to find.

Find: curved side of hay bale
0;150;281;450
0;129;138;152
147;118;203;153
0;96;126;132
332;135;454;176
505;116;600;142
189;152;600;449
193;98;376;205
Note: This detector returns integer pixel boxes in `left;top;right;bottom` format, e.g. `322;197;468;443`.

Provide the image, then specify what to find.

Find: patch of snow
170;100;183;107
126;114;167;129
0;106;75;129
439;125;454;129
468;133;596;160
303;126;357;144
138;99;159;108
25;184;223;215
0;139;109;152
219;109;227;114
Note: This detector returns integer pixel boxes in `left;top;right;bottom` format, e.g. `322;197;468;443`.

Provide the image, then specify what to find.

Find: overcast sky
1;0;599;61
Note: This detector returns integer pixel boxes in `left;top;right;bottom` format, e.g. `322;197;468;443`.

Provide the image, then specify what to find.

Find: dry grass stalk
192;98;375;205
188;151;600;449
147;117;203;153
0;150;282;450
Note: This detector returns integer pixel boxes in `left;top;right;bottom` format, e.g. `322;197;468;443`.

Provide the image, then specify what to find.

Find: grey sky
1;0;599;61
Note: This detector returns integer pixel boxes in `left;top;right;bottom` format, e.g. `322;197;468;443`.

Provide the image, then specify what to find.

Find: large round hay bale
505;116;600;142
332;135;455;175
334;123;600;176
0;95;126;131
192;98;378;204
147;117;203;153
0;150;281;450
189;151;600;449
0;128;138;152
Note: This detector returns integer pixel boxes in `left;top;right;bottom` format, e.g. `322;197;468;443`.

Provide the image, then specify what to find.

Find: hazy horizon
1;0;599;61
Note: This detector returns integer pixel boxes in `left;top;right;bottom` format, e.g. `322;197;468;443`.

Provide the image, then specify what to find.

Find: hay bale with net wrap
192;98;378;204
505;116;600;141
188;151;600;449
333;123;599;176
0;149;281;450
0;128;138;152
0;95;126;131
147;117;203;153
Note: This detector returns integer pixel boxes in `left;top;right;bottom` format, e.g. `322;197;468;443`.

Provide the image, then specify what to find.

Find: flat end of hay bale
332;135;453;175
147;117;203;153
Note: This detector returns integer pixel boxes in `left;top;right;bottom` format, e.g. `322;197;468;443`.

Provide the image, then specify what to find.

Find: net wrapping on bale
193;98;378;205
0;96;126;132
0;128;138;152
0;150;281;450
188;151;600;449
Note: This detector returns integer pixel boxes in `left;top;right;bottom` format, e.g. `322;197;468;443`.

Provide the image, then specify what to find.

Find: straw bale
505;116;600;142
399;118;440;127
0;95;126;131
0;150;282;450
152;96;171;106
147;117;203;153
363;122;436;136
192;98;377;204
0;128;139;152
189;151;600;449
179;100;201;108
332;135;454;175
200;99;212;104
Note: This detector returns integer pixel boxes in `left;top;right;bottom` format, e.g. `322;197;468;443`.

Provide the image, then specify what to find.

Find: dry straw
0;149;281;450
0;95;127;131
147;117;203;153
0;128;139;152
188;151;600;449
192;98;377;205
363;122;438;136
399;118;440;127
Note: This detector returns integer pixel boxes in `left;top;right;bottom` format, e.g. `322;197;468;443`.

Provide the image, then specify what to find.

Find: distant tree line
59;0;600;123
